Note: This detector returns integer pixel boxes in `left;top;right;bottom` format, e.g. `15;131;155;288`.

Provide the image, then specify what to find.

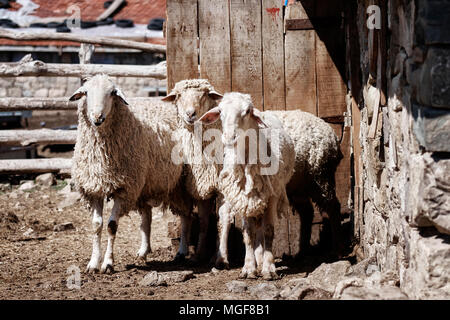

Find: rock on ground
35;173;55;187
53;222;75;232
226;280;247;293
19;181;35;191
140;270;195;287
249;283;280;300
58;192;81;209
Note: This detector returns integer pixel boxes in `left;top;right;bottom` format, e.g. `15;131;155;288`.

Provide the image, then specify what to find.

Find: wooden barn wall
166;0;351;256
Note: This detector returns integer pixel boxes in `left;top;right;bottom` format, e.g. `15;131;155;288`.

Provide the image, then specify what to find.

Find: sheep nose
93;113;105;126
186;110;196;119
223;132;237;145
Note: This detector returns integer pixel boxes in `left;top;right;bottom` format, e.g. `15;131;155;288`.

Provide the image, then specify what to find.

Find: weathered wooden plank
285;17;342;30
0;97;160;111
166;0;199;92
330;123;351;214
198;0;231;94
262;0;285;110
315;33;347;118
284;2;316;114
0;28;166;53
0;98;77;111
314;0;346;118
230;0;263;109
0;158;72;174
0;59;167;79
0;129;76;146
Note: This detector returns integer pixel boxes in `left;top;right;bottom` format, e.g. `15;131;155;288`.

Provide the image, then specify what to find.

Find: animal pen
0;0;449;301
0;0;353;258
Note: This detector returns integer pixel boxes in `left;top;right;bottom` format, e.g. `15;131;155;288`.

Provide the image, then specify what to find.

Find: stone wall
0;76;166;99
353;0;450;299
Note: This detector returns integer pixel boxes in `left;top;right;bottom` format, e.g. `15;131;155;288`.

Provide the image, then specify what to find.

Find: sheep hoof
239;270;257;280
100;264;114;274
173;253;186;263
215;258;230;270
261;271;279;281
85;266;99;274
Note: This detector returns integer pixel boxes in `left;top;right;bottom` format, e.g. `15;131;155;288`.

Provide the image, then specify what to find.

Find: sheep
200;99;343;269
69;74;191;273
266;109;343;255
198;92;295;280
162;79;223;262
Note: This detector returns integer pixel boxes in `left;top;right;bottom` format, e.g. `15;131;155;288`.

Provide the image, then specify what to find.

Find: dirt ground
0;181;354;300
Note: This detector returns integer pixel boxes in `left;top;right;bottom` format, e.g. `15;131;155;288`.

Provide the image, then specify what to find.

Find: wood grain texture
0;158;72;174
0;59;167;78
198;0;231;94
166;0;199;91
284;2;316;114
330;123;351;214
315;33;347;118
0;28;166;53
262;0;285;110
0;129;76;146
230;0;263;109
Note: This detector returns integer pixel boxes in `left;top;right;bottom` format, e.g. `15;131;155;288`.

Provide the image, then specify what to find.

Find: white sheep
69;74;191;273
162;79;223;262
198;92;295;280
201;107;343;269
267;109;343;255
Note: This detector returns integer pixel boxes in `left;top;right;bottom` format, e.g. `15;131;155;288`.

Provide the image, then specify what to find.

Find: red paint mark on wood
266;7;280;22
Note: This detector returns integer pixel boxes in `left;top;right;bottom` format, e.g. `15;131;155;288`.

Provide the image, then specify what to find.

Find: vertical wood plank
229;0;263;109
330;123;351;214
198;0;231;94
315;35;347;118
262;0;285;110
166;0;199;92
284;2;316;114
314;0;346;118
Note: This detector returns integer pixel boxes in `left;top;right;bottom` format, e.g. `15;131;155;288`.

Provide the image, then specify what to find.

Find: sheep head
69;74;128;127
198;92;267;147
162;79;222;125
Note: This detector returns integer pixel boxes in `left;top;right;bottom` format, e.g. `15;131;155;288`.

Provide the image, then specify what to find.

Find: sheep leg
254;218;264;271
136;206;152;261
215;201;232;269
100;198;122;274
86;198;104;273
239;217;258;279
192;199;212;262
261;197;278;280
293;197;314;255
174;214;192;262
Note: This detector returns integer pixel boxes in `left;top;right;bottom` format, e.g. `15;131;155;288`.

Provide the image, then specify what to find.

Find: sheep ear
69;87;86;101
112;87;129;105
198;106;221;124
208;90;223;100
162;92;177;102
251;108;268;128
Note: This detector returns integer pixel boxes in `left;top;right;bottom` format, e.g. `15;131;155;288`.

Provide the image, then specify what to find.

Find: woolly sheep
198;92;295;280
199;97;343;269
162;79;223;261
267;109;343;255
69;74;190;273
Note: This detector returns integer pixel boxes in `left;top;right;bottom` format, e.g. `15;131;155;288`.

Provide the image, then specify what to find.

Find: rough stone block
414;48;450;108
416;155;450;234
412;104;450;152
